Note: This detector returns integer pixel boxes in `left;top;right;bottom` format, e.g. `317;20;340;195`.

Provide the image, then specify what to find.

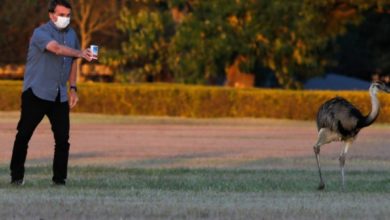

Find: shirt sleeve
31;28;54;52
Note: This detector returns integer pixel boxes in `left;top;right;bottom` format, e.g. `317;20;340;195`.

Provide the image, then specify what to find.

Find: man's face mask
54;15;70;29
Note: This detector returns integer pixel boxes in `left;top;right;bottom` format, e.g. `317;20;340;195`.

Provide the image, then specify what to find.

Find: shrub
0;81;22;110
1;81;390;122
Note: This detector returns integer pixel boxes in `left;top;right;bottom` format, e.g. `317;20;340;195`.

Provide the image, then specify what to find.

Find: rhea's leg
314;144;325;190
313;128;340;190
339;140;352;191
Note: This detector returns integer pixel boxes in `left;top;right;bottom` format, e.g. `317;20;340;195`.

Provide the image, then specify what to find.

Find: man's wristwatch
70;85;78;92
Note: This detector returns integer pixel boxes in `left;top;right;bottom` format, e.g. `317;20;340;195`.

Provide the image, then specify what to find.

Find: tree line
1;0;390;88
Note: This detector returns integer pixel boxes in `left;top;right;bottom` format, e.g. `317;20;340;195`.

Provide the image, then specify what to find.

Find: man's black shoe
52;180;66;186
11;179;25;186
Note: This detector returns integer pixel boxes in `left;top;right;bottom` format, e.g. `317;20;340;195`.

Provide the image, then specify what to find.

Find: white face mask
54;16;70;29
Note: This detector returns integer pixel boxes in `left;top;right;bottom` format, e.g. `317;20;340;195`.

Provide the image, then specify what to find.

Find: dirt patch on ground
1;112;390;169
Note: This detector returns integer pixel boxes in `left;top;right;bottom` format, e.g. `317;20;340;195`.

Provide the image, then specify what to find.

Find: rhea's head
370;81;390;94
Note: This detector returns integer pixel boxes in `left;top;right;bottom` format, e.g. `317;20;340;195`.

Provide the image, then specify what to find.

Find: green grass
0;166;389;219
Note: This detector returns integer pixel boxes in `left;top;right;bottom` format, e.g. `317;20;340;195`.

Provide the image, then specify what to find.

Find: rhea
313;81;390;190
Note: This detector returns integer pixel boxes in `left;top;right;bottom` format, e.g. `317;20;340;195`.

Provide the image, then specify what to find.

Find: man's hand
80;48;95;62
69;90;79;109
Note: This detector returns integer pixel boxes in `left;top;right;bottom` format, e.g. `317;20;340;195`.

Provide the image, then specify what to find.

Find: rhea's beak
381;82;390;93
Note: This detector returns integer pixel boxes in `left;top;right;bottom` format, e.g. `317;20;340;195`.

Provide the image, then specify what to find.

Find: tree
167;0;390;88
68;0;123;81
69;0;122;50
0;0;47;64
105;4;174;82
99;0;390;87
326;1;390;80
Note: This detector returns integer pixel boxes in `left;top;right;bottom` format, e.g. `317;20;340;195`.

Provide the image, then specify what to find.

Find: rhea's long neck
361;88;380;127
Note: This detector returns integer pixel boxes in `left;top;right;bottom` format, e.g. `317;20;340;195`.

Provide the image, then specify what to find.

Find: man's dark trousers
10;88;70;183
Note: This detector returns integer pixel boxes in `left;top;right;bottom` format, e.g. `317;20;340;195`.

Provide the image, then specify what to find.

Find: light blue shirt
23;21;80;102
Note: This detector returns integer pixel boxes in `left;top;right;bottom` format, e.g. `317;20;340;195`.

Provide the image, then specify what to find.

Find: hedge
1;80;390;122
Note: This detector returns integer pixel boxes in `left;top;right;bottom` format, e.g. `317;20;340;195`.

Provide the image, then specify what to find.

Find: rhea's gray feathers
316;97;364;139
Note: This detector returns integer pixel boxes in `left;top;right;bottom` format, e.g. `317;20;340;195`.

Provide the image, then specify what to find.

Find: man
10;0;95;186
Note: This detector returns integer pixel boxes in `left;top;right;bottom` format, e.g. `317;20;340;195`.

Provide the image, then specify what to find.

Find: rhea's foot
317;182;325;190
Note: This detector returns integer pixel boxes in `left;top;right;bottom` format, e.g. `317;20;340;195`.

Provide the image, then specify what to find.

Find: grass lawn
0;166;389;219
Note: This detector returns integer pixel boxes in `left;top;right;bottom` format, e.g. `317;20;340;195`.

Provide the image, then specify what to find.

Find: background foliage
1;0;390;88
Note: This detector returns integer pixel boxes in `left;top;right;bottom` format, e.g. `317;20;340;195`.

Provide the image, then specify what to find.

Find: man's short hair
48;0;72;13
